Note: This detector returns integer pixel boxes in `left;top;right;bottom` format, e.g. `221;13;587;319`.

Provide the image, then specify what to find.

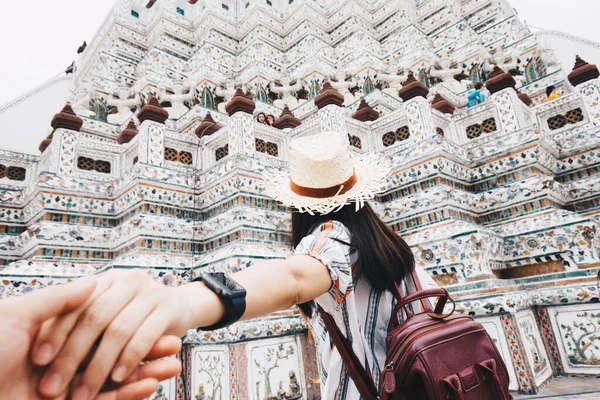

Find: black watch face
207;273;245;293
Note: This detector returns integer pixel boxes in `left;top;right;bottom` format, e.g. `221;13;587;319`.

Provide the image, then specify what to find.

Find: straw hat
262;132;391;214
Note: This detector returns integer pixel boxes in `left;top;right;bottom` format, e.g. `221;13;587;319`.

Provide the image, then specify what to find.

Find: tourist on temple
468;82;486;107
256;112;267;124
30;132;438;400
266;114;276;127
546;85;560;102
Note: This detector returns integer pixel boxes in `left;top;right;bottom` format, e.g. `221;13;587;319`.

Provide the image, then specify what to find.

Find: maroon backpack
319;270;511;400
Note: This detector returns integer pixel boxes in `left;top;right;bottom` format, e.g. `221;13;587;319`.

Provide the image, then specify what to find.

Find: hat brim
262;152;391;215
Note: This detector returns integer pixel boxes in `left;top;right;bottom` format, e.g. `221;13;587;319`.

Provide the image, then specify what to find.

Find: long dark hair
292;203;414;315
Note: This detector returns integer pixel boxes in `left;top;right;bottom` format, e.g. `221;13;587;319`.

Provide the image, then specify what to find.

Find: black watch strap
192;276;246;331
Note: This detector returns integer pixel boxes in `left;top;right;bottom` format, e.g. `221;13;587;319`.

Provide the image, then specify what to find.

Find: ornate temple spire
117;120;139;144
138;96;169;124
274;105;302;129
352;98;379;122
314;81;344;109
485;66;516;95
195;112;222;137
568;55;600;87
40;103;84;153
50;102;84;132
397;72;429;102
430;93;456;114
225;87;256;116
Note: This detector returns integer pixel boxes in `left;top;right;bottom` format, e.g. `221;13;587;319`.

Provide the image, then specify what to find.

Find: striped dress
295;221;438;400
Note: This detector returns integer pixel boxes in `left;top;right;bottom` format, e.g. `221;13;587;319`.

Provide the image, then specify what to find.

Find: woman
32;132;437;400
546;85;560;102
256;112;267;124
267;114;276;127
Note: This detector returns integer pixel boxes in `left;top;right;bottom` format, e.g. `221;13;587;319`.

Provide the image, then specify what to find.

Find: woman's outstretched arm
33;255;333;400
185;255;333;326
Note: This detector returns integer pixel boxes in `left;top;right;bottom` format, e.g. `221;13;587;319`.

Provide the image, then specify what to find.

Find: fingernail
40;373;62;395
35;343;54;364
72;385;90;400
112;365;128;382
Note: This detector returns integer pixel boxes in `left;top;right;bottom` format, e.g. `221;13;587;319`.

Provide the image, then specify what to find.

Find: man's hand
0;276;182;399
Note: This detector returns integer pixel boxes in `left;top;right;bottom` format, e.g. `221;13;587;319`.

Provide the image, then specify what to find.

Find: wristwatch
192;272;247;331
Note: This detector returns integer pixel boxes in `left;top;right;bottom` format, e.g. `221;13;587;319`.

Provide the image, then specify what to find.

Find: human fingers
144;335;182;361
70;298;157;400
49;337;181;399
38;272;148;398
110;311;173;384
32;275;114;366
96;378;159;400
102;357;182;392
6;275;98;329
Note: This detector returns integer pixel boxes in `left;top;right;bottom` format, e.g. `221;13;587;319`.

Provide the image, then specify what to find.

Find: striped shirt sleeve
295;221;354;314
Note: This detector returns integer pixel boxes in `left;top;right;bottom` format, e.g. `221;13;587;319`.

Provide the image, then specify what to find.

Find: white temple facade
1;0;600;398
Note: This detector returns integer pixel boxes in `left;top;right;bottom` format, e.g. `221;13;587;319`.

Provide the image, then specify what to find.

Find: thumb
14;276;98;328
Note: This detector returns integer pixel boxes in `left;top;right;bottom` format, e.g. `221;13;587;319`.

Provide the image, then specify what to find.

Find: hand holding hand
0;276;182;400
33;269;193;400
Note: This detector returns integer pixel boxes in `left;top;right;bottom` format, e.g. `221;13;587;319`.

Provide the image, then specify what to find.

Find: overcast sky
0;0;599;105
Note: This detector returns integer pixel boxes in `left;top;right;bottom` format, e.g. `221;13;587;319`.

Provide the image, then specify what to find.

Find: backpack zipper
382;317;471;394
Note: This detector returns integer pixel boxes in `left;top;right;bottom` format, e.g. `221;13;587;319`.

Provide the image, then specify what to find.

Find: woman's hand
32;269;194;400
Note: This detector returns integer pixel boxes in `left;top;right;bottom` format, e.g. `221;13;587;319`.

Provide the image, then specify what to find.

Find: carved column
227;113;256;157
398;72;436;141
569;56;600;127
314;81;347;134
225;87;256;157
52;129;79;175
41;103;83;175
579;80;600;127
486;66;527;134
136;96;169;166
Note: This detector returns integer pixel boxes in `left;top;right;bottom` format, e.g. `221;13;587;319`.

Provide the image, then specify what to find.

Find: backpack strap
317;305;380;400
391;269;434;327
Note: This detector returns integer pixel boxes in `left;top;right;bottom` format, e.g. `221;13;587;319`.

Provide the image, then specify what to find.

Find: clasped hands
0;269;194;400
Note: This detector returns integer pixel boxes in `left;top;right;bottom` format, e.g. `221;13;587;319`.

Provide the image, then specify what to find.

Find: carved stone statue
72;88;97;118
270;76;303;109
492;48;519;71
537;41;560;70
330;70;359;105
159;80;196;119
430;56;471;94
486;48;526;87
377;67;409;97
107;85;142;125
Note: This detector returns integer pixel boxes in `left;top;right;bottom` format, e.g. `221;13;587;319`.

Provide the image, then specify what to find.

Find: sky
0;0;599;105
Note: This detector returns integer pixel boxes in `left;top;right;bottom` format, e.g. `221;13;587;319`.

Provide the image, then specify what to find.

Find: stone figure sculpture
159;80;197;119
270;76;303;109
330;70;359;105
107;85;142;125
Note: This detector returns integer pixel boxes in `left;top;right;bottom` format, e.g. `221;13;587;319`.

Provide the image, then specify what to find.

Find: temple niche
1;0;600;398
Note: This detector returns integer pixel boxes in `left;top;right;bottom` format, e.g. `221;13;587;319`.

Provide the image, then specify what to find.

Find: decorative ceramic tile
478;316;520;391
246;336;306;400
548;303;600;375
516;310;553;387
499;314;536;394
533;306;565;375
146;377;177;400
190;345;230;399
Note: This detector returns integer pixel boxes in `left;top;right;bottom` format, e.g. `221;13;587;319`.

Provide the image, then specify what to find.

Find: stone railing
453;102;499;145
534;93;588;136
